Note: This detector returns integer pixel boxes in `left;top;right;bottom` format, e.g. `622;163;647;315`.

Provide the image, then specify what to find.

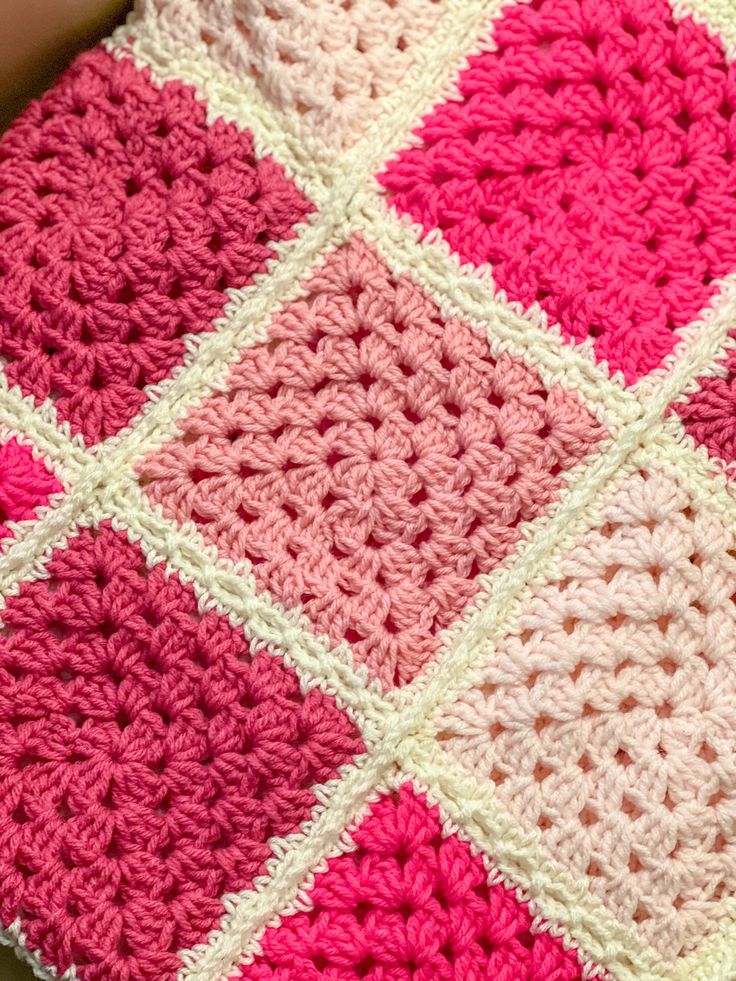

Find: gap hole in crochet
116;280;135;305
476;165;500;183
57;797;73;820
628;852;643;873
517;931;535;950
12;801;30;824
591;76;608;98
533;761;553;782
438;940;454;961
579;804;598;826
623;795;643;820
29;293;45;314
68;706;85;728
490;766;507;785
15;860;36;885
578;751;593;772
632;903;652;925
99;619;116;639
709;788;726;808
683;186;698;207
47;620;68;640
620;694;638;713
431;171;453;187
544;78;564;97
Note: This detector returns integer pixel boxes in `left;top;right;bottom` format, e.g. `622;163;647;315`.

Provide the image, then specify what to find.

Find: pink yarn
0;48;311;444
138;236;605;686
437;465;736;958
0;523;363;980
671;348;736;465
237;783;584;981
142;0;446;150
380;0;736;383
0;437;60;539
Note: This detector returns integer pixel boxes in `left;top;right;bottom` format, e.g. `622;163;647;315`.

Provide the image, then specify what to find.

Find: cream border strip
0;378;91;482
670;0;736;59
101;480;390;743
396;732;736;981
105;17;331;210
176;754;390;981
632;275;736;408
396;738;624;980
223;761;610;981
353;190;641;432
386;412;646;716
639;422;736;535
0;921;75;981
94;217;349;474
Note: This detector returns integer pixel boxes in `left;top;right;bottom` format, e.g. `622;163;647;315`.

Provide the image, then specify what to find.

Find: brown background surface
0;2;131;977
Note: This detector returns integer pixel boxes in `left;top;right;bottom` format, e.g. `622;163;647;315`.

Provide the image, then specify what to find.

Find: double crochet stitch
1;1;736;980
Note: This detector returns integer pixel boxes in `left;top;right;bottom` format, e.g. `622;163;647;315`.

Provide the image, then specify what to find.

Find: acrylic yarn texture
1;1;736;980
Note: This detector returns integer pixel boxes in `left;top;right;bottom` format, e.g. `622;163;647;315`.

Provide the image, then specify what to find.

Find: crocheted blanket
1;0;735;979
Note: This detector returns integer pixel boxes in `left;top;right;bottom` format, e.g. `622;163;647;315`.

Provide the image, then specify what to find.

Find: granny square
0;48;311;444
380;0;736;382
0;523;362;981
138;235;605;687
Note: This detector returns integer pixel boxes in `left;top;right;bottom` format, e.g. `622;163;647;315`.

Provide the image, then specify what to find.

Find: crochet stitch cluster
1;1;736;980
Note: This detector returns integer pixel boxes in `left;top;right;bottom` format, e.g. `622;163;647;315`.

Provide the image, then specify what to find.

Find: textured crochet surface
2;1;736;981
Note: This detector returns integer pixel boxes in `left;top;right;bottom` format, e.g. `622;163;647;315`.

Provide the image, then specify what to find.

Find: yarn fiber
0;1;736;980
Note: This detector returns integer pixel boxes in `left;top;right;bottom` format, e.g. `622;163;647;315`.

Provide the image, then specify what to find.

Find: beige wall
0;0;132;129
